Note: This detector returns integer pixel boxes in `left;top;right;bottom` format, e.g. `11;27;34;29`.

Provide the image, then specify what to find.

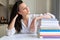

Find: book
39;29;60;38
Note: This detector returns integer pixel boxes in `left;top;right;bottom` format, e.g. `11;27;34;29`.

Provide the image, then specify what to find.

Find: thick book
37;18;60;29
39;29;60;38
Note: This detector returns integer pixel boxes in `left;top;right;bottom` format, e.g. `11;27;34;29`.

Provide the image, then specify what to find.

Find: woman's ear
18;11;22;15
18;11;20;14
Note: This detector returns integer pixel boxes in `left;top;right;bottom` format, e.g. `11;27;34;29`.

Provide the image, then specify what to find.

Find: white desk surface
0;34;60;40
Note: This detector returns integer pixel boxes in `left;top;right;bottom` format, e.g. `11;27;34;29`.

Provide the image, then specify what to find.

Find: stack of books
40;19;60;29
37;18;60;38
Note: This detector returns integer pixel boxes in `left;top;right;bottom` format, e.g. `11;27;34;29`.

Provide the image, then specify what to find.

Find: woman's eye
23;8;26;10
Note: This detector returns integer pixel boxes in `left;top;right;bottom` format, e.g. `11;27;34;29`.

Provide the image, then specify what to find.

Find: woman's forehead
19;3;27;9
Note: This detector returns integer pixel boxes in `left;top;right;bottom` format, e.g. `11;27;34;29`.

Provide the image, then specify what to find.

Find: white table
0;34;60;40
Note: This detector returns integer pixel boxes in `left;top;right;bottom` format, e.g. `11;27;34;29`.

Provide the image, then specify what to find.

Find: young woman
7;0;54;36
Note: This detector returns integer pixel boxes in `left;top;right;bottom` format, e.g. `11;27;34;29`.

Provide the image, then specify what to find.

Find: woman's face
18;3;30;17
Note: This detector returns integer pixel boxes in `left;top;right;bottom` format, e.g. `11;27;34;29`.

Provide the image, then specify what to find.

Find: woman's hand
43;13;55;19
30;17;36;32
13;14;18;20
8;14;18;30
43;13;52;19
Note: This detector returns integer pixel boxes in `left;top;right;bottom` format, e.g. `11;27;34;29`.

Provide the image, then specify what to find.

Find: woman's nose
26;7;29;12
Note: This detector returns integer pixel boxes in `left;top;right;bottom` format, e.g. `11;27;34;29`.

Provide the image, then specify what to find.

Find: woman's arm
7;14;18;36
30;14;53;33
8;14;18;30
30;16;43;33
